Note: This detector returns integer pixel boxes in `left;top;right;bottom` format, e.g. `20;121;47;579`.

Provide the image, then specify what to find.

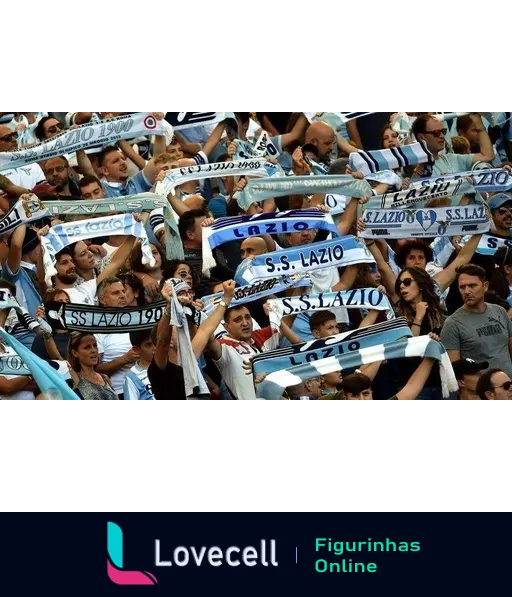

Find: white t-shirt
0;345;34;400
95;332;132;395
213;328;279;400
1;164;46;190
66;279;97;305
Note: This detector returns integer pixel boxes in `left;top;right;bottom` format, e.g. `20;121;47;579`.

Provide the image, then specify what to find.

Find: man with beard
42;156;80;197
52;234;137;305
94;277;138;399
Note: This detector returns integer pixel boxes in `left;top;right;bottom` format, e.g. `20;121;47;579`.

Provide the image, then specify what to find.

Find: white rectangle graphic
384;480;489;505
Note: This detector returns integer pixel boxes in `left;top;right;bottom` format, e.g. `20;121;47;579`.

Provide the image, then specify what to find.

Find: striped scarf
256;335;458;400
252;318;411;378
367;178;474;210
45;301;166;333
0;113;163;171
234;236;375;286
235;175;372;212
41;214;155;287
349;141;433;176
267;288;395;331
159;159;283;198
361;201;490;239
202;209;339;274
415;168;512;193
0;328;78;399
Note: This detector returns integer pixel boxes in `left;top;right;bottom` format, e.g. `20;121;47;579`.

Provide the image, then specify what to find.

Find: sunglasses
45;123;64;135
399;277;415;287
424;128;447;138
0;131;18;143
45;165;67;175
493;381;512;391
497;206;512;216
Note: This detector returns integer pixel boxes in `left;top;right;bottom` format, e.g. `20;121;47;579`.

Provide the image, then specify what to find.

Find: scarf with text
0;113;163;171
235;131;280;161
361;202;490;239
44;300;166;333
256;335;457;400
252;318;411;377
159;159;282;198
235;235;375;286
235;175;372;211
367;178;474;210
267;288;395;331
0;194;49;236
349;141;434;176
167;278;209;397
0;328;78;399
202;209;339;273
41;214;155;287
414;168;512;193
460;233;512;256
0;353;71;380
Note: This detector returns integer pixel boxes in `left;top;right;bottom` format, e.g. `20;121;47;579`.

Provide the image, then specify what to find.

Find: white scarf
41;214;154;287
0;113;163;171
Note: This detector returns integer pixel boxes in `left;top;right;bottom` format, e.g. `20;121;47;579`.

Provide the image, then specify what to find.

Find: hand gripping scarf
349;141;434;176
0;353;71;380
0;194;50;236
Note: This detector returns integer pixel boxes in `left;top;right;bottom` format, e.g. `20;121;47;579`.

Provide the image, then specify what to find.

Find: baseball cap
488;192;512;211
452;358;489;380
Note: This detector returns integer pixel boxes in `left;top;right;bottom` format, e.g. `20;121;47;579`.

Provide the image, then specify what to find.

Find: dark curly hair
394;240;433;270
394;267;445;330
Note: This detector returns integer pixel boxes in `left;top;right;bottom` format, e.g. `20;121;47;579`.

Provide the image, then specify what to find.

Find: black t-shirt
147;359;186;400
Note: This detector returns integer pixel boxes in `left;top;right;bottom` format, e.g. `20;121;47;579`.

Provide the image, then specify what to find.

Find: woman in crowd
67;332;118;400
118;271;146;307
33;288;71;360
129;243;167;303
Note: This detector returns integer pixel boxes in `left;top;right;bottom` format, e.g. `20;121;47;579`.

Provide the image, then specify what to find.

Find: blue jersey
102;170;152;198
124;363;154;400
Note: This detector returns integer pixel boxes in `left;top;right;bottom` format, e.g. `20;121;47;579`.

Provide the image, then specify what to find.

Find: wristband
411;322;421;328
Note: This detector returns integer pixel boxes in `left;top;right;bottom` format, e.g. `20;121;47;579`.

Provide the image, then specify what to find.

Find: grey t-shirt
440;303;512;377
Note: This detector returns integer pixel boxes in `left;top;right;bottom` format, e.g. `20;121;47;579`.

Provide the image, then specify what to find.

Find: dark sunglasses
0;131;18;143
399;277;415;287
425;128;447;138
493;381;512;391
497;206;512;216
45;123;64;135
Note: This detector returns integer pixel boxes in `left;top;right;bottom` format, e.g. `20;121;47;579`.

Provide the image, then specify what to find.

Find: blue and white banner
367;179;474;210
252;318;411;378
0;194;49;236
202;209;339;273
0;353;71;380
164;112;230;131
235;175;372;211
468;233;512;256
256;335;458;400
235;236;375;286
361;204;490;239
415;168;512;194
0;113;163;171
235;131;280;161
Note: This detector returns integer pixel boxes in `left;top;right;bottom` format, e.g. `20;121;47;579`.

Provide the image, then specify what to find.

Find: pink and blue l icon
107;522;158;585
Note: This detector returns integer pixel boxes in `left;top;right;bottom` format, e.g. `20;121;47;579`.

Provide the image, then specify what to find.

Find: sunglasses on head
425;128;447;138
45;123;64;134
0;131;18;143
399;277;415;287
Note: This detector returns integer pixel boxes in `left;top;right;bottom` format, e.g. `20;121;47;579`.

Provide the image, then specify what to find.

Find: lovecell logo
107;521;278;585
107;522;158;585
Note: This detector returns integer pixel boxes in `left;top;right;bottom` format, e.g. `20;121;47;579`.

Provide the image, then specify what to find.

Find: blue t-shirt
124;363;154;400
432;153;474;176
102;170;152;198
279;312;314;347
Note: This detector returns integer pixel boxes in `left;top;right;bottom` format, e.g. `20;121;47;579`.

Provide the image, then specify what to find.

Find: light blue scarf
202;209;339;273
252;318;411;377
256;335;457;400
0;328;78;399
235;175;372;211
349;141;433;176
234;235;374;286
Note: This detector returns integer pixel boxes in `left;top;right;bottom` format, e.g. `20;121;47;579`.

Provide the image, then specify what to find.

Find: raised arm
332;264;358;291
201;121;227;157
434;234;482;292
76;149;96;178
364;240;398;301
191;281;235;358
6;223;25;274
346;120;363;150
279;114;308;150
395;357;435;400
470;114;495;164
97;235;137;284
153;282;173;369
118;140;145;170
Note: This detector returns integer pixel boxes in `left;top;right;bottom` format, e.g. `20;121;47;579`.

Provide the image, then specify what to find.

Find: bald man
304;121;335;162
240;237;268;260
